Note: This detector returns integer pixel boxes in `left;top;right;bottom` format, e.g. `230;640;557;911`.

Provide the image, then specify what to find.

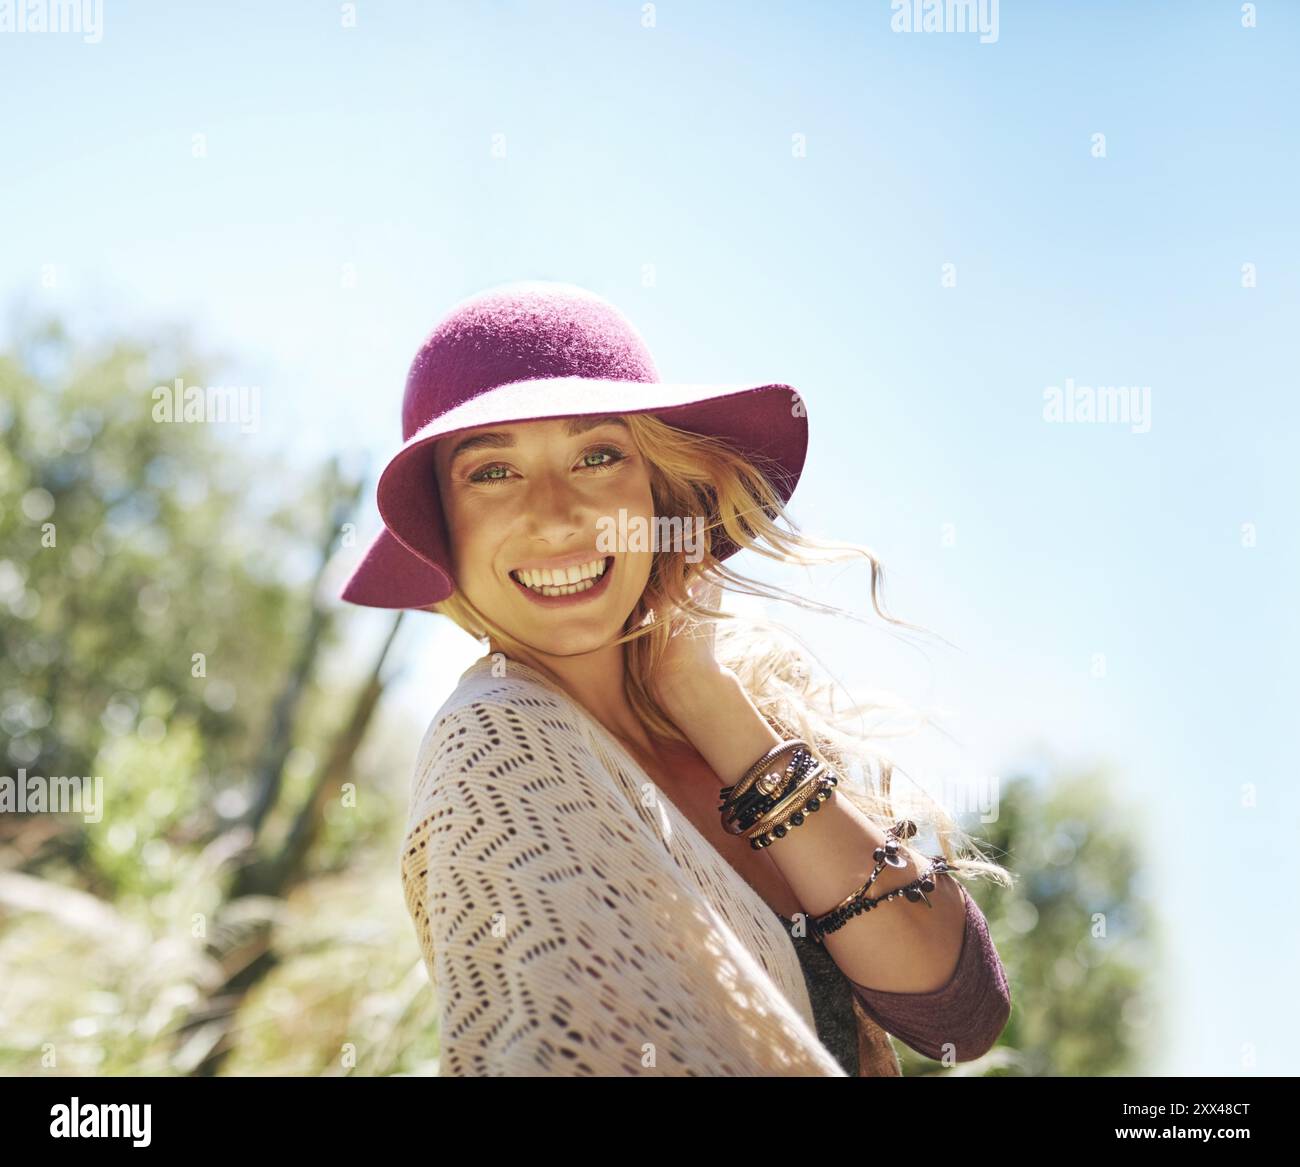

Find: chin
543;635;617;658
492;604;636;659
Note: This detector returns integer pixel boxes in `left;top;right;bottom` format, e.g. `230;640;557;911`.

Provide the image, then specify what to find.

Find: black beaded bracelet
807;819;954;940
810;858;953;940
746;768;838;850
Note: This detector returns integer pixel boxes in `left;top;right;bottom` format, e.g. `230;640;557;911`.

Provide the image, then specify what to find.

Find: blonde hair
427;412;1014;891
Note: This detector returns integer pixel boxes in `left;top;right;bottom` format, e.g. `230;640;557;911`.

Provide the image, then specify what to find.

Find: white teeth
513;558;608;593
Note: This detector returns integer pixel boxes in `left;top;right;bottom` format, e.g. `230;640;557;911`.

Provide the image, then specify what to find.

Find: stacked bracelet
720;740;807;807
721;743;960;942
717;738;842;852
722;738;811;826
743;757;837;850
721;747;822;836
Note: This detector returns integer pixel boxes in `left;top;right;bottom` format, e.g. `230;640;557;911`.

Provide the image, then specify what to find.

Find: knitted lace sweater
400;654;1012;1076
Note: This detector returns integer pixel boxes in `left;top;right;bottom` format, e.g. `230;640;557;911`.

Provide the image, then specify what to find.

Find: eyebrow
446;415;629;468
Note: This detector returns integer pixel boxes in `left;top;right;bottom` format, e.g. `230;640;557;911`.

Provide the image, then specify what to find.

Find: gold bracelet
744;762;838;850
721;746;816;835
720;739;809;808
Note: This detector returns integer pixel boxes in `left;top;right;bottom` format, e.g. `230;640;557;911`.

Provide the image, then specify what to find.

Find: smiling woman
339;281;1014;1077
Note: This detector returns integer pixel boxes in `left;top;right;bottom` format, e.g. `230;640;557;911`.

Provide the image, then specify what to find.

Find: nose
522;465;586;544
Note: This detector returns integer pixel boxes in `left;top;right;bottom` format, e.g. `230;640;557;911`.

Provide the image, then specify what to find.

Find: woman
341;281;1014;1076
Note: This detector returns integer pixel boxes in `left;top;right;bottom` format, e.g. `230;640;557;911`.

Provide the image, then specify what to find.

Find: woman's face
434;414;656;656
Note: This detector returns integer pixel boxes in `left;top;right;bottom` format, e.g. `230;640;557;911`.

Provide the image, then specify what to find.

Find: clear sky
3;1;1297;1075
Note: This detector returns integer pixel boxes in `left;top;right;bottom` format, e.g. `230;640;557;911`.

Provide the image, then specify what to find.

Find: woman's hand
647;576;736;720
647;575;784;783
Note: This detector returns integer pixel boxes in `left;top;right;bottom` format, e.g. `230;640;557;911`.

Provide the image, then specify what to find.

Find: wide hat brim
338;376;808;610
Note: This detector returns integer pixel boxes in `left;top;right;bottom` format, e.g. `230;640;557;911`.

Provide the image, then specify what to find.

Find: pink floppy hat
338;280;810;610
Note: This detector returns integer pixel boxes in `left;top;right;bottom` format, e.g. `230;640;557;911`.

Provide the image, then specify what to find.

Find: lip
509;555;616;608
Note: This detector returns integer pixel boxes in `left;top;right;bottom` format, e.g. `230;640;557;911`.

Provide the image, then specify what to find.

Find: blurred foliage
0;315;310;862
0;312;439;1075
897;769;1159;1077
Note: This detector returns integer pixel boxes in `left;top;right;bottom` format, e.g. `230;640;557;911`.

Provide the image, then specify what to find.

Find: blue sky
3;1;1297;1075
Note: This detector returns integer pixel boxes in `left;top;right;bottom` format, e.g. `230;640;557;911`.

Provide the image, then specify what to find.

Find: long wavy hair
426;411;1014;892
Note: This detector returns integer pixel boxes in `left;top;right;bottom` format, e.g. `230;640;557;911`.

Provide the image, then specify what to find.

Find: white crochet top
399;652;907;1076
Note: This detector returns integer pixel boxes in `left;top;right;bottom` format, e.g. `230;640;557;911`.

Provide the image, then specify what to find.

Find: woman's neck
488;637;657;757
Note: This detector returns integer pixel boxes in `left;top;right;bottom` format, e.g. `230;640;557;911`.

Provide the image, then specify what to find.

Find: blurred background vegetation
0;313;1159;1076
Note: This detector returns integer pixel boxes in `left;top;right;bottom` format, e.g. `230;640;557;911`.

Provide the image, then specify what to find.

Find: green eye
466;446;627;487
468;464;511;484
582;446;627;471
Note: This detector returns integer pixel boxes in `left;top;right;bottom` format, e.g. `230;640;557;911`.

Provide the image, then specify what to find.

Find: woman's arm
847;881;1013;1062
658;666;1011;1062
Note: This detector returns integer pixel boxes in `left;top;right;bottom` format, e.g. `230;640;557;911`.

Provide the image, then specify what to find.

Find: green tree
895;767;1157;1076
0;311;436;1076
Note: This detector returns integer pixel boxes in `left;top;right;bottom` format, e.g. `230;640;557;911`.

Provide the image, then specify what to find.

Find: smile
509;556;615;605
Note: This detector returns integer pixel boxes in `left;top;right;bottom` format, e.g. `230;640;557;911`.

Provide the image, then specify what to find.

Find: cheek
440;490;488;582
606;472;659;586
603;467;655;519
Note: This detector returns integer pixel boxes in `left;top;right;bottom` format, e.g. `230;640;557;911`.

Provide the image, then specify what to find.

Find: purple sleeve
846;882;1012;1063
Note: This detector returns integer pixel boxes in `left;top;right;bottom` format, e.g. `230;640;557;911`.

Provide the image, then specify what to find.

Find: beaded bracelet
717;739;845;850
744;758;839;850
721;747;820;835
719;739;809;808
807;819;955;940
